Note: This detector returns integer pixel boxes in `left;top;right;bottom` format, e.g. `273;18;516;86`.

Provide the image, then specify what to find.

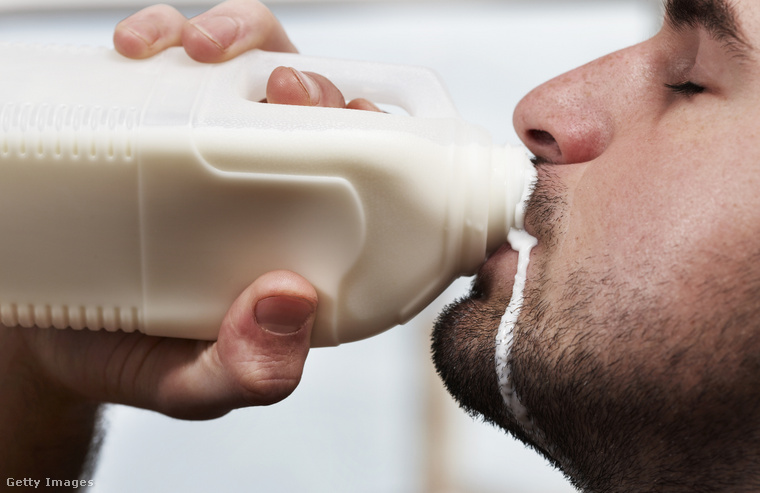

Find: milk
0;43;534;346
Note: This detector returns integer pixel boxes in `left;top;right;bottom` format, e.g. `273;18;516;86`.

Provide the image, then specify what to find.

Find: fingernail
191;15;239;50
254;296;314;335
123;22;160;46
290;68;321;106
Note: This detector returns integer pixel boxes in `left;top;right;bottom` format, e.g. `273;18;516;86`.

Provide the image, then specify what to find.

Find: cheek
553;108;760;307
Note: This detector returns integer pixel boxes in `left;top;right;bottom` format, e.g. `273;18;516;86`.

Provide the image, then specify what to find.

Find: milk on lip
495;166;538;429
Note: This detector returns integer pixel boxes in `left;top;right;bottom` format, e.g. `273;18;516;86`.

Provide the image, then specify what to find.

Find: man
3;0;760;491
433;0;760;489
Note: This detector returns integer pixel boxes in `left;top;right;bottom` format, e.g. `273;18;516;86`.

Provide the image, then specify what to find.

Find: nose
513;49;632;165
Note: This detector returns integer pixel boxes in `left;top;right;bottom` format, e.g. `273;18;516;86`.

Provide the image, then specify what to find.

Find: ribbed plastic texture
0;43;532;346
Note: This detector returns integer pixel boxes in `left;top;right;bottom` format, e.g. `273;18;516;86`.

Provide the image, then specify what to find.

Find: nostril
528;129;556;146
526;129;563;163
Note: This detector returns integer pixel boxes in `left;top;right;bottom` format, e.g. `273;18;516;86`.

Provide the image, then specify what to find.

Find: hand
114;0;380;111
114;0;381;111
1;270;316;479
14;270;317;419
3;1;373;480
113;0;296;61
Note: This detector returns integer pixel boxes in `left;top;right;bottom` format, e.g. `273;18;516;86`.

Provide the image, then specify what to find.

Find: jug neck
486;145;536;253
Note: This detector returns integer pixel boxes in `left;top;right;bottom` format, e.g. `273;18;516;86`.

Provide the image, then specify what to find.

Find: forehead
661;0;760;63
726;0;760;44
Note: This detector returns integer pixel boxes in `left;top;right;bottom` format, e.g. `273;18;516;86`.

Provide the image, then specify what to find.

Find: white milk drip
495;166;537;429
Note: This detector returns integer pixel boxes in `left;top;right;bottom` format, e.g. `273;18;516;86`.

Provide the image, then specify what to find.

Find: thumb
216;270;317;407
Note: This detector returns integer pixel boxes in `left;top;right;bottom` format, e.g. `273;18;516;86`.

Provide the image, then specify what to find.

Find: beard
431;166;760;492
431;166;566;460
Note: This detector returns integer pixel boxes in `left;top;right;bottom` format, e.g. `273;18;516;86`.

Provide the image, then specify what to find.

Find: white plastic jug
0;43;534;346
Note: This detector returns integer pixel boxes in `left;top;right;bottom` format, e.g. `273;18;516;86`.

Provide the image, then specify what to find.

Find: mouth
478;241;523;301
472;222;541;336
476;155;542;304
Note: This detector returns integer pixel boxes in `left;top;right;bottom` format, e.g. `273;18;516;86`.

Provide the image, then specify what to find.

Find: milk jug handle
240;49;461;119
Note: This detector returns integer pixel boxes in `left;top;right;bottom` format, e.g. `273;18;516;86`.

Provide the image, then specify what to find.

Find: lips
478;241;521;300
478;162;541;300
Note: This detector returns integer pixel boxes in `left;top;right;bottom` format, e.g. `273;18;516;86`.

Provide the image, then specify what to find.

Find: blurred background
0;1;660;491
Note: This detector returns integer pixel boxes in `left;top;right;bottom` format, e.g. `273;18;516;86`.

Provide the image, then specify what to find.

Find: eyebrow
664;0;754;58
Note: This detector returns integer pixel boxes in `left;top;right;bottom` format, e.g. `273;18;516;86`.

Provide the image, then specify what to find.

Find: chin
430;239;557;451
429;257;520;429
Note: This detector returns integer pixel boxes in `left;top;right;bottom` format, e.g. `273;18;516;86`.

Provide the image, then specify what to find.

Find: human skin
0;271;318;479
0;0;381;482
6;0;760;491
433;0;760;490
0;6;317;481
111;2;760;490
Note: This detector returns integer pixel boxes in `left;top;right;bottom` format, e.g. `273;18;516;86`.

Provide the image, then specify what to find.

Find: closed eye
665;81;706;96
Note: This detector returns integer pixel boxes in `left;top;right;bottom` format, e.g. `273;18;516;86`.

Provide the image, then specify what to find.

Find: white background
0;1;660;492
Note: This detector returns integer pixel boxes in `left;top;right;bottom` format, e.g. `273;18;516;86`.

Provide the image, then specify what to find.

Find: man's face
432;0;760;489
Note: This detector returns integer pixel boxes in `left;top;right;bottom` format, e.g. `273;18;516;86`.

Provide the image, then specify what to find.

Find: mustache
522;162;567;245
531;155;556;166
